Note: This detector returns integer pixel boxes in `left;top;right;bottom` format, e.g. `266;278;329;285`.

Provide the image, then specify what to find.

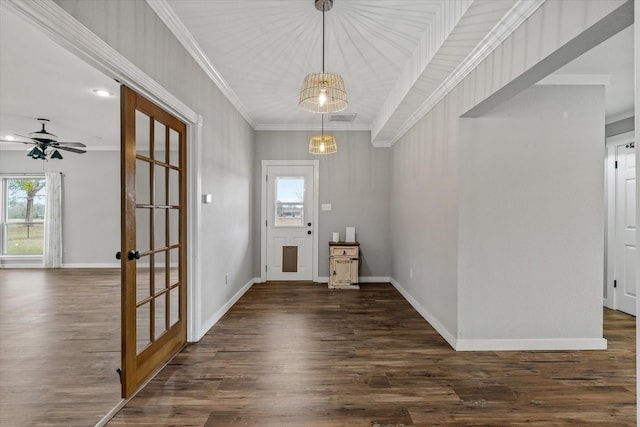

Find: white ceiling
0;1;635;153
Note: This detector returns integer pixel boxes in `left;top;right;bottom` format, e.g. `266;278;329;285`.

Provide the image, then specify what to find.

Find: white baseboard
390;278;458;350
455;338;608;351
62;263;121;268
316;276;391;284
0;262;44;269
196;277;258;341
390;278;607;352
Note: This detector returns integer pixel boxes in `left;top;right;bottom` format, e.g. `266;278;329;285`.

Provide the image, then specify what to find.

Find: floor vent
328;113;357;122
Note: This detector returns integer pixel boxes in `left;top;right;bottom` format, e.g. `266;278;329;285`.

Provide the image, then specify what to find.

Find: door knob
115;251;122;260
127;250;141;260
307;222;312;227
307;230;312;235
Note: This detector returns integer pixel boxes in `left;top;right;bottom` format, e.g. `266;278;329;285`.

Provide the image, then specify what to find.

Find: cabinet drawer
330;246;358;257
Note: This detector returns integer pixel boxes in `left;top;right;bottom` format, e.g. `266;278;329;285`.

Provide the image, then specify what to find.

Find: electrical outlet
225;273;228;285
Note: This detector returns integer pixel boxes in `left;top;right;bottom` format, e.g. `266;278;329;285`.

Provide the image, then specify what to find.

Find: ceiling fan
0;118;87;160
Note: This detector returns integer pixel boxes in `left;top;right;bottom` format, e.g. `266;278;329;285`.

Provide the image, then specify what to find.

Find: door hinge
266;174;268;181
615;160;618;169
265;265;268;272
265;220;268;226
614;280;617;288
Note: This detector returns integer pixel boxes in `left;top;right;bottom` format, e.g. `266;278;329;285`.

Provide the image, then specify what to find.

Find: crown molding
146;0;256;129
370;0;472;145
2;0;198;125
254;123;371;132
375;0;545;147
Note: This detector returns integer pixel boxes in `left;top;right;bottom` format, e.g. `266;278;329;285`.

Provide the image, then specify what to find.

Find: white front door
615;144;636;315
265;164;315;281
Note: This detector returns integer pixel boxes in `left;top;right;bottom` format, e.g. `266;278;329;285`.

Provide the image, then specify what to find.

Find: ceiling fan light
51;149;63;159
27;146;45;159
309;134;337;155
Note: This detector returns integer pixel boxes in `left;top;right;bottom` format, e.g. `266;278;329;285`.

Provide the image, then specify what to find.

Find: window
274;177;305;227
1;176;47;255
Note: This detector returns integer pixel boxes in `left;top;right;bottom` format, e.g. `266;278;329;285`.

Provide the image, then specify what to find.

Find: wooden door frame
2;2;204;346
260;160;319;282
605;131;636;311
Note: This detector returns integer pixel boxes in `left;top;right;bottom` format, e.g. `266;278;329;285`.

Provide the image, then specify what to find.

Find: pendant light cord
322;3;325;72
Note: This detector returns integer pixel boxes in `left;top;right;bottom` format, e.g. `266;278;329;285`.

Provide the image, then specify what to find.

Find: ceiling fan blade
52;141;87;148
55;146;87;154
15;134;37;142
0;138;37;145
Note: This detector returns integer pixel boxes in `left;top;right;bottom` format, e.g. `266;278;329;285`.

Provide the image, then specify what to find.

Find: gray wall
0;150;120;266
54;0;256;333
389;0;625;348
255;130;391;279
458;85;605;341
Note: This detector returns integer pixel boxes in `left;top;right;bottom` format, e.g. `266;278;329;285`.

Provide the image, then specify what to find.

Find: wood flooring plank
106;282;635;426
0;268;121;427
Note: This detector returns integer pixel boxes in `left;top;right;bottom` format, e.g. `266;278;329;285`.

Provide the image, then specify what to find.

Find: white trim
373;0;545;147
3;0;197;125
254;123;371;132
197;277;258;340
260;160;320;283
0;262;44;269
316;276;390;283
94;399;126;427
605;131;636;311
187;115;204;343
145;0;254;128
61;263;120;268
390;278;457;350
455;338;608;352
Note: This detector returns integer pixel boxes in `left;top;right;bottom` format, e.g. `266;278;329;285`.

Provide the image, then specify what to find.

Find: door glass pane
169;209;179;246
154;208;166;250
274;177;304;227
169;248;180;286
169;128;180;167
168;168;180;206
136;302;151;354
154;293;167;339
136;110;151;157
155;165;167;206
136;159;150;205
136;260;151;304
154;250;167;294
136;209;150;254
169;287;180;327
154;120;167;164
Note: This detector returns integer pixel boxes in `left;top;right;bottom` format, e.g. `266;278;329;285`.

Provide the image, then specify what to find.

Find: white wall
458;85;605;347
389;0;627;349
54;0;256;336
0;150;119;267
255;130;391;279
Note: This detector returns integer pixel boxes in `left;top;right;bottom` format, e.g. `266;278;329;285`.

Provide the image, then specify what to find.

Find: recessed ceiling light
92;88;114;97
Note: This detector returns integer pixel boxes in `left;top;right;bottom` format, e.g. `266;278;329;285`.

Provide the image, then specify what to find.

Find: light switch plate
202;194;212;204
321;203;332;211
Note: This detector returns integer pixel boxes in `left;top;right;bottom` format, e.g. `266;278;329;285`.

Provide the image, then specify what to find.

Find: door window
274;176;305;227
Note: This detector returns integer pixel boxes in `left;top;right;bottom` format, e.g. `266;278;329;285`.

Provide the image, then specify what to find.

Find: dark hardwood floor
107;282;636;426
0;268;121;426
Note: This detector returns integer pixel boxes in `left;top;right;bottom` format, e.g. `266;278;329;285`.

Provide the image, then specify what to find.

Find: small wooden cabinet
329;242;359;289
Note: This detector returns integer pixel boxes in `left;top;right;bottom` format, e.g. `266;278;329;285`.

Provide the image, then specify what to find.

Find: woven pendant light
309;115;337;154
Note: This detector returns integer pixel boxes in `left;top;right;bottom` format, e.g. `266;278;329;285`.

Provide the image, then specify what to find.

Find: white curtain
44;172;62;268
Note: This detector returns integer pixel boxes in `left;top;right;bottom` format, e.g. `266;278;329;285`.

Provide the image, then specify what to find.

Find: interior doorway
606;131;637;316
